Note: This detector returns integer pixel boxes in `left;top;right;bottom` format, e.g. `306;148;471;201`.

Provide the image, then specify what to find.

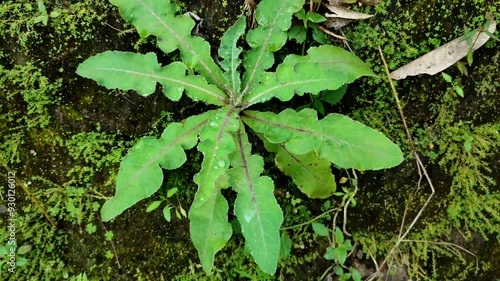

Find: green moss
330;1;500;280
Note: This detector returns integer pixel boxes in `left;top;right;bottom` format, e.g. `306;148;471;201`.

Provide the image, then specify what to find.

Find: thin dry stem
342;169;358;237
375;45;436;276
98;217;121;268
316;24;347;40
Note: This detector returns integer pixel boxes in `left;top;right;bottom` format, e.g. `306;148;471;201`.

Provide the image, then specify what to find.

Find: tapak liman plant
76;0;404;275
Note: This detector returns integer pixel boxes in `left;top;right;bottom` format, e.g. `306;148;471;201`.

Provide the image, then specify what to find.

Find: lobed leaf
189;107;240;274
241;0;304;95
228;123;283;274
156;62;228;105
76;51;159;96
219;16;247;96
109;0;226;89
242;109;404;170
77;51;228;105
101;111;214;222
243;45;375;108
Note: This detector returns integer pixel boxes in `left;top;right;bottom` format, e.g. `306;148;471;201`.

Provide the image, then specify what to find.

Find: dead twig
367;45;436;280
98;217;121;268
316;24;347;40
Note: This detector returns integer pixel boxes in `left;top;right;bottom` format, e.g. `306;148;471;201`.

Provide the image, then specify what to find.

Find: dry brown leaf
390;19;496;80
324;5;374;29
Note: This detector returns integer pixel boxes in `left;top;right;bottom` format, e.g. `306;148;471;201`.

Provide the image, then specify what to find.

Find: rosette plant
77;0;404;275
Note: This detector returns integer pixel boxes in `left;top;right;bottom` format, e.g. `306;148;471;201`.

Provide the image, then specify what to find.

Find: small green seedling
0;243;32;271
34;0;60;26
442;73;464;98
146;187;187;222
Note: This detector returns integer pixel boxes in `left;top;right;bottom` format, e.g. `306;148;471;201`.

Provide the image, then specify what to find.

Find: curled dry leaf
324;5;374;29
390;18;496;80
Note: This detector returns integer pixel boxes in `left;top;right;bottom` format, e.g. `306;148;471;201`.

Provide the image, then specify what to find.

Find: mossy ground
0;0;498;280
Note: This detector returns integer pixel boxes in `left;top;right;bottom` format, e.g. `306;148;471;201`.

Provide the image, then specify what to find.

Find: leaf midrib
242;113;377;154
241;1;289;96
198;109;237;258
97;67;228;104
242;78;336;109
235;128;270;264
125;119;208;191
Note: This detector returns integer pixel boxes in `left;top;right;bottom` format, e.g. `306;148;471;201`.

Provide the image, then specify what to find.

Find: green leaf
442;72;452;83
463;135;473;152
34;15;47;25
166;187;178;198
189;107;239;274
146;200;162;212
101;111;214;222
109;0;225;88
274;147;336;198
336;244;348;264
77;51;159;96
241;0;304;94
229;123;283;274
324;246;336;260
77;52;228;105
37;0;46;14
16;257;28;267
163;206;172;222
294;9;307;21
179;205;187;217
219;16;246;95
50;11;60;18
86;223;96;234
319;84;348;105
339;273;351;281
334;266;344;275
311;25;327;44
0;246;8;257
467;50;474;65
288;25;306;43
17;245;32;255
243;45;374;107
242;109;404;170
350;267;362;281
306;12;326;23
280;232;292;260
334;227;344;244
313;100;325;116
105;231;114;241
312;223;330;237
456;61;468;76
455;86;464;97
